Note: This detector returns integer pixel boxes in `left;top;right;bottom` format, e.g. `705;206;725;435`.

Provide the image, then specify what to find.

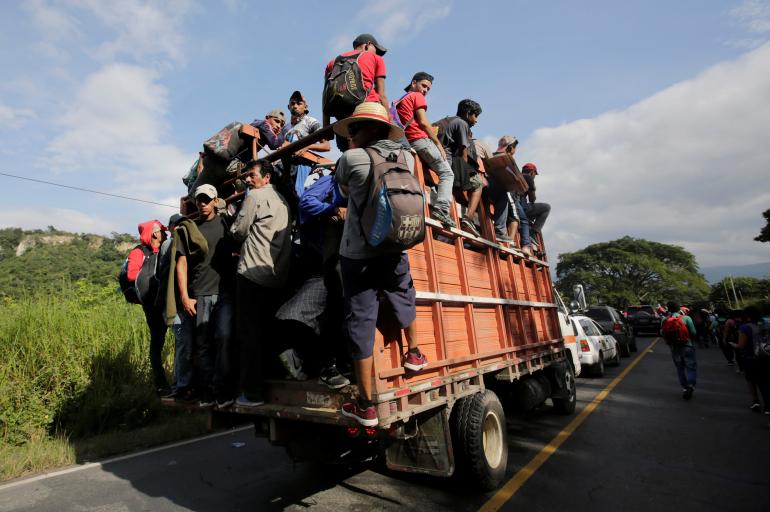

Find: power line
0;171;178;209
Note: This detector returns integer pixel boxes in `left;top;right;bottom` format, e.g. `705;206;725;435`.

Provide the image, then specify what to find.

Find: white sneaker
279;348;308;381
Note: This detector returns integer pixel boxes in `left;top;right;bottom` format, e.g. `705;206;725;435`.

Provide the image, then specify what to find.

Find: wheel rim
482;410;504;469
564;367;575;401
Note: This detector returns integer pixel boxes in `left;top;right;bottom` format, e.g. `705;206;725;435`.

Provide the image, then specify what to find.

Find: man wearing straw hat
333;102;429;426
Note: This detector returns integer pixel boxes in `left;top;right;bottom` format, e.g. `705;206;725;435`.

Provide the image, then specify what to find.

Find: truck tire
450;390;508;491
551;361;577;415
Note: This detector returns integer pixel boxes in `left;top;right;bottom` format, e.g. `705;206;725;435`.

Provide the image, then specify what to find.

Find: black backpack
323;52;373;119
352;148;425;251
118;245;160;305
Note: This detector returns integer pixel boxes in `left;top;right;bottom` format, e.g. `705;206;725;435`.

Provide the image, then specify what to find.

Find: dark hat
522;162;538;174
168;213;185;227
353;33;387;56
404;71;435;92
289;90;309;114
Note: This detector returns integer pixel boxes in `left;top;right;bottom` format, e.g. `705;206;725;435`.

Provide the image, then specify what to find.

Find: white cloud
0;207;118;234
523;42;770;269
46;63;192;197
0;104;36;130
731;0;770;33
24;0;81;41
330;0;451;52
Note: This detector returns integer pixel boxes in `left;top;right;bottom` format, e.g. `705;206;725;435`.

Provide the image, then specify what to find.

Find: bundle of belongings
182;122;250;194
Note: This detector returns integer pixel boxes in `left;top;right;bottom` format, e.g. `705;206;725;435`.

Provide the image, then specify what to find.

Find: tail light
613;322;622;333
580;339;590;352
364;427;377;438
346;426;361;438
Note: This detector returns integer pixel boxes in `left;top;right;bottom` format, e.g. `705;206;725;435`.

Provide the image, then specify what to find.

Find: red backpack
661;315;690;345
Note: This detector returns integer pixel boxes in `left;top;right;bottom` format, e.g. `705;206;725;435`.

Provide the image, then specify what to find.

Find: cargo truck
168;125;577;491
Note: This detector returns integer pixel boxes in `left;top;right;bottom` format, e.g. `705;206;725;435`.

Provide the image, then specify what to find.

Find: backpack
389;93;415;131
352;148;426;251
751;322;770;359
661;314;690;345
118;245;160;305
323;52;372;119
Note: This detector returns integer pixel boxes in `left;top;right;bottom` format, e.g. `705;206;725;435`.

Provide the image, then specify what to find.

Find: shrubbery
0;281;173;446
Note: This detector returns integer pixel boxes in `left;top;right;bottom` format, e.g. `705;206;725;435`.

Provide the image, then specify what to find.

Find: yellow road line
479;338;660;512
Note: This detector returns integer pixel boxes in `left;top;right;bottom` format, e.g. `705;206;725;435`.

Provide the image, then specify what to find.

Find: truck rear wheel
450;390;508;491
552;361;577;415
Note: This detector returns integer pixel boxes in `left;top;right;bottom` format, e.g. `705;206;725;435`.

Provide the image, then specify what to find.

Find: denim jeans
670;345;697;388
143;304;170;391
181;293;234;395
523;201;550;234
172;313;193;390
411;137;454;213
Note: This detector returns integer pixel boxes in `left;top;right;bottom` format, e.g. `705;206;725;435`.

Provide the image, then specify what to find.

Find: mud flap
385;407;454;477
546;358;570;399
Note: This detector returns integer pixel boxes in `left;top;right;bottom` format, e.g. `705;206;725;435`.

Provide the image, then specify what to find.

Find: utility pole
730;276;740;308
723;280;732;309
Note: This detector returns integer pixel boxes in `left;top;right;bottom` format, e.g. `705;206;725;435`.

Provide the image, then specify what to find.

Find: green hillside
0;227;137;297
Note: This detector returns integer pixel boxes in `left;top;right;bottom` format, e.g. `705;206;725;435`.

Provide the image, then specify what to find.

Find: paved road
1;336;768;512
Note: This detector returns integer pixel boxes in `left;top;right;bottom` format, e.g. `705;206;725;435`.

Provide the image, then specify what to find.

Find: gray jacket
230;184;291;288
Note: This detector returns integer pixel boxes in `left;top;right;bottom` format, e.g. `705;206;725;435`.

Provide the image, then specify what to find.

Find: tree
555;236;709;308
755;208;770;243
708;277;770;309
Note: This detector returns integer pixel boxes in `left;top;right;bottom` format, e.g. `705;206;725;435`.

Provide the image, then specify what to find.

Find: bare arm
375;77;388;111
176;255;196;316
414;109;446;161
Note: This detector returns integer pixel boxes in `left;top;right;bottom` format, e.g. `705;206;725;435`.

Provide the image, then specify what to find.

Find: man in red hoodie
126;219;171;396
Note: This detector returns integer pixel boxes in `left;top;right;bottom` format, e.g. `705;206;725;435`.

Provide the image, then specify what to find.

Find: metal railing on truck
174;124;564;430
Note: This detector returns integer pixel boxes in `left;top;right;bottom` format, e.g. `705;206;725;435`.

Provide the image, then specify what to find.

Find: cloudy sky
1;0;769;269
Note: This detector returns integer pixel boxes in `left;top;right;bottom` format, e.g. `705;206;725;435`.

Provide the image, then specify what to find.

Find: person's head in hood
138;220;166;251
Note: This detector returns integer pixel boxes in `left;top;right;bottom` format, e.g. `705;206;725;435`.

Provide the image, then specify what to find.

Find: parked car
554;289;582;377
626;304;661;336
572;315;621;377
585;305;636;356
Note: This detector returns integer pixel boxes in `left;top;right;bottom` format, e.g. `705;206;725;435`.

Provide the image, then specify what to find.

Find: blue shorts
340;253;417;359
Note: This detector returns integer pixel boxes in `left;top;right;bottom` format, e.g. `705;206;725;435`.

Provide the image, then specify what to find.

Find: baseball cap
266;109;285;122
353;33;387;56
497;135;518;151
522;162;538;174
194;184;218;200
289;91;309;113
404;71;435;92
168;213;185;227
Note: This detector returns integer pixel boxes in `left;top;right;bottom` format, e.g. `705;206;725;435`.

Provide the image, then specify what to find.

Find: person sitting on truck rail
323;33;388;151
250;109;286;151
494;137;534;256
282;90;331;197
434;99;484;237
332;102;428;427
395;72;456;229
230;159;292;407
520;163;551;241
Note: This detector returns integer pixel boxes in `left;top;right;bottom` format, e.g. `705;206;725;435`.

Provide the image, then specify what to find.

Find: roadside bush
0;281;172;445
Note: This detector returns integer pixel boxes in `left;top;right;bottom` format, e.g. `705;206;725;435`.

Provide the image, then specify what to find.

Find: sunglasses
196;196;214;204
289;100;304;105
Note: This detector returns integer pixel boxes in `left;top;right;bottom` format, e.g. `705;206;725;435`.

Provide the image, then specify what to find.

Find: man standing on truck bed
395;71;456;228
323;33;388;151
176;185;235;408
230;159;292;407
333;102;428;427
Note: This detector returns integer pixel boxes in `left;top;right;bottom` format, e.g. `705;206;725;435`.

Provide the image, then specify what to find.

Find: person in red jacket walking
126;220;171;396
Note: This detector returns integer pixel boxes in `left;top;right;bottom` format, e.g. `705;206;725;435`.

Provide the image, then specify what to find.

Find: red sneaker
403;350;428;371
341;400;378;427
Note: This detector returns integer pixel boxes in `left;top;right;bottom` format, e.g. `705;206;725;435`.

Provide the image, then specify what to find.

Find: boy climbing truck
167;124;576;492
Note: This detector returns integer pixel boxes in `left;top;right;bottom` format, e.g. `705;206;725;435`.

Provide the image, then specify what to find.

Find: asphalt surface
1;336;768;512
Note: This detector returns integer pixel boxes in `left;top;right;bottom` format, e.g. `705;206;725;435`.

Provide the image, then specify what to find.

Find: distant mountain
701;261;770;283
0;227;136;297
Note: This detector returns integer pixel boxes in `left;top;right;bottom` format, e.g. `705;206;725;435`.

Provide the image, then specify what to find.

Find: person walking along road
662;300;698;400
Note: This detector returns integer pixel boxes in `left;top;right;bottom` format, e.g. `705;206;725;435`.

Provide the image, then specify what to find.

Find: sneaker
403;350;428;371
682;386;694;400
727;361;735;366
495;233;514;244
319;366;350;390
279;348;308;381
750;402;761;412
236;392;265;408
430;207;457;229
460;217;481;237
156;386;173;398
341;399;378;427
216;396;234;409
199;392;216;408
175;388;199;403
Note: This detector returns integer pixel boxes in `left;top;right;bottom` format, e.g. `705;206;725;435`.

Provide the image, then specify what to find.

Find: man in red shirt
324;33;388;150
395;71;455;228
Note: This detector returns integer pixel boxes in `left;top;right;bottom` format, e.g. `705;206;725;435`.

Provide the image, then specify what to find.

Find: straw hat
333;102;404;142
